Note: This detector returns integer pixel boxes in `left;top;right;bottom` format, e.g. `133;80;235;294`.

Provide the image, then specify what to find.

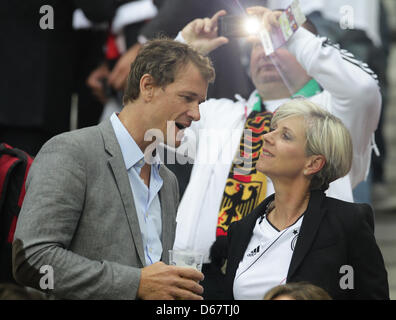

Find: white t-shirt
233;213;304;300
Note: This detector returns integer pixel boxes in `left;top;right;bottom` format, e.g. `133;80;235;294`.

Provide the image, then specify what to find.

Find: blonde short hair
271;98;353;191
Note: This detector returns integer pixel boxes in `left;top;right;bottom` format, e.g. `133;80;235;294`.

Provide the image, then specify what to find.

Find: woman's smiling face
256;115;309;180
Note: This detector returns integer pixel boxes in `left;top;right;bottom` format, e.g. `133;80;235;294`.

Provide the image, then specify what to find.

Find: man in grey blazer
12;38;215;300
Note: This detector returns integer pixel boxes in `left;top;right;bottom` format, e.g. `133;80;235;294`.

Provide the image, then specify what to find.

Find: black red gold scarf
217;95;272;237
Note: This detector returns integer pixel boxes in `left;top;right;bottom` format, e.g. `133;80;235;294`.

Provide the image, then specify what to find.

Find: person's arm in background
247;6;381;189
286;27;381;189
75;0;137;102
178;10;229;55
108;0;217;91
77;0;151;95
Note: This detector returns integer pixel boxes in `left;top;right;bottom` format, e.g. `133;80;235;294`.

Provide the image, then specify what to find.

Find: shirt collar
110;113;162;171
110;112;145;170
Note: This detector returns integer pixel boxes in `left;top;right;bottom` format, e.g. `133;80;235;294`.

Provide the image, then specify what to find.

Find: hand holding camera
181;7;281;55
181;1;306;57
245;7;282;36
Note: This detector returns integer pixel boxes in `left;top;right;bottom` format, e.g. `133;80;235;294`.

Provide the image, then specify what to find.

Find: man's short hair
271;98;353;191
123;38;215;105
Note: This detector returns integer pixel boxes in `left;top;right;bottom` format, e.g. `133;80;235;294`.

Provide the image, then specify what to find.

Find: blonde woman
224;99;389;300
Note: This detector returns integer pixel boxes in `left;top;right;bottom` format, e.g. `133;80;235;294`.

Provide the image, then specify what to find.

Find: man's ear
304;155;326;176
140;73;155;102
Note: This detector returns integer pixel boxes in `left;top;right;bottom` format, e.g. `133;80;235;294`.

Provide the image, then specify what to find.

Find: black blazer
225;190;389;300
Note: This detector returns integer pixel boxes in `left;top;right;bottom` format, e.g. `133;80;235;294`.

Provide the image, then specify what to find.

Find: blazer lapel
158;165;175;264
287;190;327;280
99;120;146;267
228;195;274;283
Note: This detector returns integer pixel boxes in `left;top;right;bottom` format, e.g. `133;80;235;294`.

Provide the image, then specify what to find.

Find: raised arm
286;28;381;188
247;6;381;188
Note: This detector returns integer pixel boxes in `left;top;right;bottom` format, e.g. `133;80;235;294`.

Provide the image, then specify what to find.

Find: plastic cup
168;250;204;272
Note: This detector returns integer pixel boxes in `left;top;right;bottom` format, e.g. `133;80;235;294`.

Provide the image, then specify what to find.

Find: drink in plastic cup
168;250;204;272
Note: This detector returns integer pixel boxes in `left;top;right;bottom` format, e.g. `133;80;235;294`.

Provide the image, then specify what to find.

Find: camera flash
244;17;261;35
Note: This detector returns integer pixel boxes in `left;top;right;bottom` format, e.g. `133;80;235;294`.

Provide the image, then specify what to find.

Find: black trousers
201;263;227;300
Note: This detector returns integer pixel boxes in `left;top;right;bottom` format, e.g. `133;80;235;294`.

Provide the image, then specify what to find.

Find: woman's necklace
259;200;275;224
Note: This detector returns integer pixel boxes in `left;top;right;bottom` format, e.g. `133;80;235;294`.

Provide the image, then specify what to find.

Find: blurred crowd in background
1;0;395;208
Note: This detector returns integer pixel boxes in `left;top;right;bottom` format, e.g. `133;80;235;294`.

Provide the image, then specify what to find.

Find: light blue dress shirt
110;113;163;265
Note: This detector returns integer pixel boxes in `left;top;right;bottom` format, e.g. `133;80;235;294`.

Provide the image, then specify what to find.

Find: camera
218;15;261;38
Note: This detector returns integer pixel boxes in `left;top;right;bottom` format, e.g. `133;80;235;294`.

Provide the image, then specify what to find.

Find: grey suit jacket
12;120;179;299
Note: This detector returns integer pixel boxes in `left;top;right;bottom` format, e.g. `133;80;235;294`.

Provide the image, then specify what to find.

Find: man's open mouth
175;122;187;130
